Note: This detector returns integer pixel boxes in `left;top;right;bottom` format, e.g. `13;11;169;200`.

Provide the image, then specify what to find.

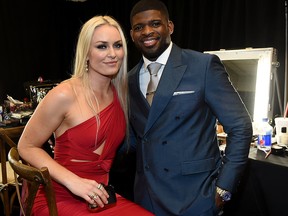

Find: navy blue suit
128;44;252;216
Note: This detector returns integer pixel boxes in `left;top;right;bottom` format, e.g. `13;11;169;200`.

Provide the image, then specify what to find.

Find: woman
18;15;154;216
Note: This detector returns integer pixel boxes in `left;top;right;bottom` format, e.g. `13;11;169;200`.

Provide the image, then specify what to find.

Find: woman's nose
108;48;116;58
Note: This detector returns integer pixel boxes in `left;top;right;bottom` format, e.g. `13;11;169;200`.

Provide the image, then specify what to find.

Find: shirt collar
143;42;173;70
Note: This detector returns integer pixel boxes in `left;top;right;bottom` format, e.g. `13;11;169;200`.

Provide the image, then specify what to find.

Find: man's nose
142;25;153;35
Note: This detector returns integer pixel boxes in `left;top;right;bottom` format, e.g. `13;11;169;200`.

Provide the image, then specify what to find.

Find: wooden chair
8;147;58;216
0;126;24;215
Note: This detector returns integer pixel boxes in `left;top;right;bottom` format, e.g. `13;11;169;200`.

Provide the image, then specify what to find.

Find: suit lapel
145;45;187;133
129;61;150;118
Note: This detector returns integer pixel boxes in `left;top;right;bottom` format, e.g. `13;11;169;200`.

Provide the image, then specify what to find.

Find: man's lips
143;38;158;47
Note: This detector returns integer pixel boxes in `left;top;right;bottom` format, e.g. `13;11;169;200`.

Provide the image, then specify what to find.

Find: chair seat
0;161;16;184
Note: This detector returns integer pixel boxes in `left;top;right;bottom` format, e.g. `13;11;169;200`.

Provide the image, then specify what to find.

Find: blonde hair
72;15;129;139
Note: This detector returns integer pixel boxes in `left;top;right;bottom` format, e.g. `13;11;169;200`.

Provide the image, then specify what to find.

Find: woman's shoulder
43;78;80;104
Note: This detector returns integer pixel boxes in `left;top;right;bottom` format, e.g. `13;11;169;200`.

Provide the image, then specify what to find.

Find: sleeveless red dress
31;88;154;216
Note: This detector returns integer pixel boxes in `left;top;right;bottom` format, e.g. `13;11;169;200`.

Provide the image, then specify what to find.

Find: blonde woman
18;15;154;216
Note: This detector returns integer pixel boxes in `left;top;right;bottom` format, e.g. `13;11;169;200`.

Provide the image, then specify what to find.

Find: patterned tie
146;62;162;105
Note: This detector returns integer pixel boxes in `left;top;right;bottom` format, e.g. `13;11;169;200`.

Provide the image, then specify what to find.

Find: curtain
0;0;286;116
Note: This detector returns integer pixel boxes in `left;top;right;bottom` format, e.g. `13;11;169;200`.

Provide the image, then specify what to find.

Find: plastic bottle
257;118;273;150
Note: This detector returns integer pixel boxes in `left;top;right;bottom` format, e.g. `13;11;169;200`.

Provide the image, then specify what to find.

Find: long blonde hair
72;15;129;138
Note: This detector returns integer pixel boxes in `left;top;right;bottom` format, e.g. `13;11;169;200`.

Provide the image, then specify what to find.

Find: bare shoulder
43;78;78;105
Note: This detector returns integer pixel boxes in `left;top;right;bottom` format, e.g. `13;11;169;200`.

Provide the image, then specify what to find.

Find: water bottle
257;118;273;150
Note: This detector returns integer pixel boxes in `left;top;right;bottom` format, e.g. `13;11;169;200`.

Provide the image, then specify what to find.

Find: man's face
130;10;174;61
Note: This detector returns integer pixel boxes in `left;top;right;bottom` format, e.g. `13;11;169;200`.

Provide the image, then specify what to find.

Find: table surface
223;145;288;216
249;145;288;168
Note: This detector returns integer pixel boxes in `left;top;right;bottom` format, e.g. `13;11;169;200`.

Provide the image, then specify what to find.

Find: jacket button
164;168;169;172
162;141;167;145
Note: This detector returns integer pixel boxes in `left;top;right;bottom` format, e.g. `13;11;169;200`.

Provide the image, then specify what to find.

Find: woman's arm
17;82;109;207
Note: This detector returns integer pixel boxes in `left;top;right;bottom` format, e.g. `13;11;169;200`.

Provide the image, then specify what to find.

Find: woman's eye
114;43;123;49
96;45;107;49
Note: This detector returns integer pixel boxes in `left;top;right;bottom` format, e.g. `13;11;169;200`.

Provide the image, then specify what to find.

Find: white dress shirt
139;42;173;97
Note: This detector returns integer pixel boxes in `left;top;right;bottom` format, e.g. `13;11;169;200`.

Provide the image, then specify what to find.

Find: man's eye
151;22;161;27
133;25;143;31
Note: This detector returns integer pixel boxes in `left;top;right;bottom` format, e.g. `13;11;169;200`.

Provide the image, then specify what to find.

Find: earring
85;60;89;72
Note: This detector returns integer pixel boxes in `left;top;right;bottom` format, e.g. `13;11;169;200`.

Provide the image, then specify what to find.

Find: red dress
31;88;154;216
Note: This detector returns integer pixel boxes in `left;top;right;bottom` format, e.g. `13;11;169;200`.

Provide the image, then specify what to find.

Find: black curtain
0;0;286;117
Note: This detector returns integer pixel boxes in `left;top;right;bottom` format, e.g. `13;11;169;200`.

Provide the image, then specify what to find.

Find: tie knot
147;62;162;75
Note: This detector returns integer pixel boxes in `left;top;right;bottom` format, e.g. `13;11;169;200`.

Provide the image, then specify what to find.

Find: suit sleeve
205;54;253;192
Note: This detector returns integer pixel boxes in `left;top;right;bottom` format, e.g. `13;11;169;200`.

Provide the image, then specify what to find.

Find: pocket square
173;91;195;96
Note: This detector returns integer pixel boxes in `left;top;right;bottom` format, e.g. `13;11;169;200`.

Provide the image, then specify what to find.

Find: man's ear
168;20;174;35
130;30;135;42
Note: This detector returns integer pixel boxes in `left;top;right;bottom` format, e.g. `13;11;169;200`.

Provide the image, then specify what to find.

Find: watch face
222;192;232;201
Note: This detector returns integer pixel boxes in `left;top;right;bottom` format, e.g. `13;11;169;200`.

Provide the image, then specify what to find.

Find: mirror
204;48;278;122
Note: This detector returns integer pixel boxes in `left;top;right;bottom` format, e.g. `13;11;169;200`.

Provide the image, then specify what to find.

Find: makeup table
223;146;288;216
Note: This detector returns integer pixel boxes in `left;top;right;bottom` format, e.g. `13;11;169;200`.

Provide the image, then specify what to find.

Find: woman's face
87;24;124;78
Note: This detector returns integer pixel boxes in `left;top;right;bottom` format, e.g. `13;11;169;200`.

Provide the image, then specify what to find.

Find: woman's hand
66;177;109;208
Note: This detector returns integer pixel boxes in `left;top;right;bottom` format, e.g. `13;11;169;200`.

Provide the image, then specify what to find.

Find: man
128;0;253;215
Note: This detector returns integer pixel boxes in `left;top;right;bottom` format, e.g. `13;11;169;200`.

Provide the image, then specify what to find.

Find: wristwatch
216;186;232;202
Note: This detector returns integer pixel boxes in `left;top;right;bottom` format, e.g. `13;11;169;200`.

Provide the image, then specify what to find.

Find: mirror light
204;48;278;122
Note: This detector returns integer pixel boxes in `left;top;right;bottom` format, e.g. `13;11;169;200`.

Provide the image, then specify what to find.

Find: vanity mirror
204;48;279;122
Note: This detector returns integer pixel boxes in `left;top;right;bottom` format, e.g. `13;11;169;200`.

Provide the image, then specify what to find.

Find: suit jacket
128;44;252;216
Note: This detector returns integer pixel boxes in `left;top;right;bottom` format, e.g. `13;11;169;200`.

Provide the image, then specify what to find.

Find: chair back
8;147;58;216
0;126;24;216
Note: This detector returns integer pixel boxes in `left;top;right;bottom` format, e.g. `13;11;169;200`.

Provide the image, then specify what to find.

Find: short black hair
130;0;169;23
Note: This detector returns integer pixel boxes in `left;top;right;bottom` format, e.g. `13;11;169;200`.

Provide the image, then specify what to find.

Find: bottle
257;118;273;150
